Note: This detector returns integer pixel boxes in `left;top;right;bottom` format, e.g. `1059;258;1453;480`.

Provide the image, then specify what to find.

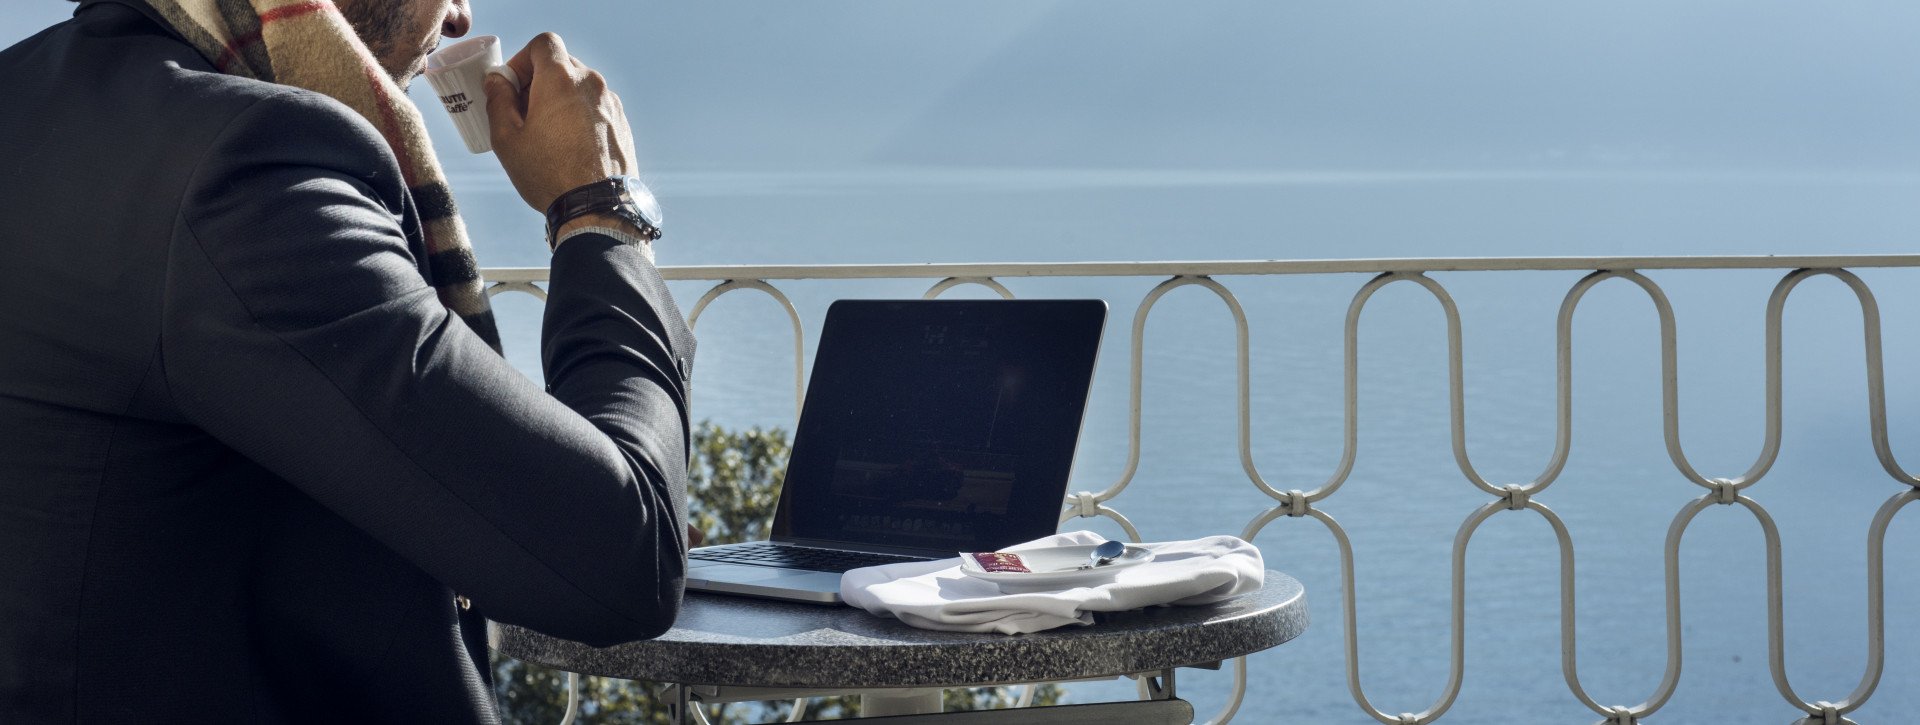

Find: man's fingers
503;52;536;93
502;32;567;92
686;524;705;548
483;72;523;140
525;32;572;80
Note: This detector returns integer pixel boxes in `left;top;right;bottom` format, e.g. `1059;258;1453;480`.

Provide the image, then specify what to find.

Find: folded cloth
840;531;1264;634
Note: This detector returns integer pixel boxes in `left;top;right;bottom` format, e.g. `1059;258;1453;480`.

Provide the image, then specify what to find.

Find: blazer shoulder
180;81;412;215
12;4;408;203
209;84;401;166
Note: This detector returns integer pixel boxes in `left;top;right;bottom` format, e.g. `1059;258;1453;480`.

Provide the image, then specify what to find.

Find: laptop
686;299;1107;604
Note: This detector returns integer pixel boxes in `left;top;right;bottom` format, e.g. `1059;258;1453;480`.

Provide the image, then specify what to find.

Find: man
0;0;695;721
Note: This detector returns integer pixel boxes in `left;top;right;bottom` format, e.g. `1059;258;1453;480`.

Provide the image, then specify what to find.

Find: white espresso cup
422;36;521;154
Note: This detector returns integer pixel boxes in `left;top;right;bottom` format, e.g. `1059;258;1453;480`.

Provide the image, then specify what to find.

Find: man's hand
687;524;704;548
484;33;638;215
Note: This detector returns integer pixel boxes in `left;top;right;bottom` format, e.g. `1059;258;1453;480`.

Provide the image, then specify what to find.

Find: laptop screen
772;299;1106;554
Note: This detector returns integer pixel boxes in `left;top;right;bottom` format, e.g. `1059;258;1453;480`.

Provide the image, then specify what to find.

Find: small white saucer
957;544;1154;593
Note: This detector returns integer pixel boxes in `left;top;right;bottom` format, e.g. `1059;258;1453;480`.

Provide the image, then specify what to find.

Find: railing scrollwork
480;255;1919;724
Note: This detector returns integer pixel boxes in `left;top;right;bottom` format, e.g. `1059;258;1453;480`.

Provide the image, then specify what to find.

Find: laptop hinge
772;536;950;560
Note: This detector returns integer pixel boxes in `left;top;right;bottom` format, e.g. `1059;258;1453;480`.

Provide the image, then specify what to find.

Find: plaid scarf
148;0;502;352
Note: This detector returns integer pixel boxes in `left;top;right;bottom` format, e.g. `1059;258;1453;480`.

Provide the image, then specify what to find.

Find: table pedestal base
842;698;1193;724
671;668;1187;723
860;689;944;716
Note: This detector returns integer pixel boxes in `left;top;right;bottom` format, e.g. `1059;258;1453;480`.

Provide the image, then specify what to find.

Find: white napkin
839;531;1265;634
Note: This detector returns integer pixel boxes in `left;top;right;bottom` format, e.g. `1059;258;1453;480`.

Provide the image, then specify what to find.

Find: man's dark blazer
0;1;696;721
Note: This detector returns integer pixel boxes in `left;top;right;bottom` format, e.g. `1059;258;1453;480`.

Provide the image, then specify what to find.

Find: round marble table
499;570;1307;721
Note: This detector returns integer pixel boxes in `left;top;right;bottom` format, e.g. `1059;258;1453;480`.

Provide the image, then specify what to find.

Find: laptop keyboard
689;542;933;573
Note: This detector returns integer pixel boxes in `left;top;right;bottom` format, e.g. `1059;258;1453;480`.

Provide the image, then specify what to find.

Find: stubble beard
338;0;430;89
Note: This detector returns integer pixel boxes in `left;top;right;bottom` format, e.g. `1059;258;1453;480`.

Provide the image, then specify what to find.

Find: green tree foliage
685;423;789;547
494;422;1060;723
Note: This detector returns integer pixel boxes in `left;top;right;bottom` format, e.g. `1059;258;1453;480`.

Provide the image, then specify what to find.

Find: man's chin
384;56;427;90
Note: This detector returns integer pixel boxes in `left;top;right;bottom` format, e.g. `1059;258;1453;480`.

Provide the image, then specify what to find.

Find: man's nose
442;0;472;39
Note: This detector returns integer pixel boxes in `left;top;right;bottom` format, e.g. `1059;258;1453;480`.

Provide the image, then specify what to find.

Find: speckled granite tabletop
498;570;1307;689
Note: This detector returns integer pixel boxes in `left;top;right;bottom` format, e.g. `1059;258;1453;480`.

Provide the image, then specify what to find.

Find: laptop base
686;562;844;605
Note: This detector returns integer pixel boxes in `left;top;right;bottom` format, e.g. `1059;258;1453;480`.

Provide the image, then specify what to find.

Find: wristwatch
543;175;663;246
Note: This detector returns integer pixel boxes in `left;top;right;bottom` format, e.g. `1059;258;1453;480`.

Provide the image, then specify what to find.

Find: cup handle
486;64;523;91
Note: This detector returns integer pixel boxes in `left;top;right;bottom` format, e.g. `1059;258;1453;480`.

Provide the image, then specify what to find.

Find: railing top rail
482;254;1920;283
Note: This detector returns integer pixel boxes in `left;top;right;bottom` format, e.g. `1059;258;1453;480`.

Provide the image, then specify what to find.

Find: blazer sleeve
161;90;694;647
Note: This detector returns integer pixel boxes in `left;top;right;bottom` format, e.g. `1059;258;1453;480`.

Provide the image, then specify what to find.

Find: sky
12;1;1920;177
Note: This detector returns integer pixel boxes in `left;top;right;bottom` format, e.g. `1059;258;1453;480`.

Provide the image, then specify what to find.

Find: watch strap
543;177;662;245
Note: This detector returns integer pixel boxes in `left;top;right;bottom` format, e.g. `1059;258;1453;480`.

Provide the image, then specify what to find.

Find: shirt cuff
553;225;656;263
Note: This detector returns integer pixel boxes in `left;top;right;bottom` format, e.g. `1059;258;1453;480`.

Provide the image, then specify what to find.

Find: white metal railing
485;256;1920;725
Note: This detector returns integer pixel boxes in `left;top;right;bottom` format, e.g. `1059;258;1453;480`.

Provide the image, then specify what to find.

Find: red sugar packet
968;552;1030;573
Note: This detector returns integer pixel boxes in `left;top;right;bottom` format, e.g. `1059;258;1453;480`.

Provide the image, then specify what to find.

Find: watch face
620;176;664;228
